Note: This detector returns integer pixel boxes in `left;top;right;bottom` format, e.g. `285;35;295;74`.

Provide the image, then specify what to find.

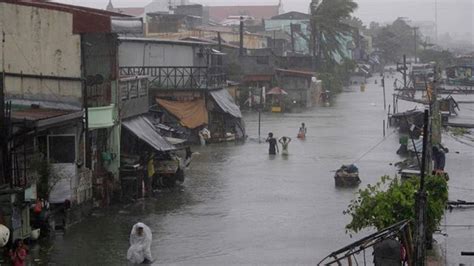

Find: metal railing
119;66;226;90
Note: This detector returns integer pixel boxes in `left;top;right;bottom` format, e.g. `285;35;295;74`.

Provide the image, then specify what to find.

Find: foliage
309;0;358;64
448;126;470;136
372;18;423;63
30;155;61;199
344;175;448;239
319;59;356;93
418;49;455;69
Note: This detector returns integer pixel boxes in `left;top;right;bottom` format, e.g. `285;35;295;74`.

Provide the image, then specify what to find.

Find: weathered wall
0;3;83;108
264;19;309;54
119;41;202;67
83;33;119;107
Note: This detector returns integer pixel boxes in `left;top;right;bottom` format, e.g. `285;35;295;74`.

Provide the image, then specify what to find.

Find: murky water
33;74;473;265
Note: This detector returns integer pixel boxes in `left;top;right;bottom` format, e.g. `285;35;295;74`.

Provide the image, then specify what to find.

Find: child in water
279;136;292;155
298;123;307;138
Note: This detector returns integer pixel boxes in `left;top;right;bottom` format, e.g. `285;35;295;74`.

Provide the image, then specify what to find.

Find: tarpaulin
209;89;242;118
123;116;176;152
156;98;209;129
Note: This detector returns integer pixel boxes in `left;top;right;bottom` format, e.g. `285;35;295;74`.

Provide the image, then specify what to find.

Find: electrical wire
352;128;397;164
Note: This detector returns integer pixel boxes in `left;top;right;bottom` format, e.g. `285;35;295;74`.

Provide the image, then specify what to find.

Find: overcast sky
57;0;473;40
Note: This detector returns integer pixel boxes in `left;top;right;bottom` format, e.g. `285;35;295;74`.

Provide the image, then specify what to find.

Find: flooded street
36;74;473;265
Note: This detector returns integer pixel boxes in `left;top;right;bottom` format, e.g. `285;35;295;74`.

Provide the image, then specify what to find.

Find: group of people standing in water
266;123;307;155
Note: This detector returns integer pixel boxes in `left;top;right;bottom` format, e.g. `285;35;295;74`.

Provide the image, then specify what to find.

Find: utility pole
290;23;295;53
414;109;429;266
239;16;244;56
434;0;438;44
217;32;222;66
403;55;407;88
382;76;386;110
396;55;408;89
0;31;6;184
414;27;418;64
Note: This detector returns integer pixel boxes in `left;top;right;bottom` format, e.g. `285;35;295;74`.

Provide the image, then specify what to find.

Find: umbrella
266;87;288;95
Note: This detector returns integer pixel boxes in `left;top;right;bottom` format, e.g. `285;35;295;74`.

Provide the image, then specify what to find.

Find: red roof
1;0;129;33
208;5;279;23
111;7;145;17
276;68;316;77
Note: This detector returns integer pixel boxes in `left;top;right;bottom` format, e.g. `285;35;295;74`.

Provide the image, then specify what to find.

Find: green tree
344;175;448;245
309;0;358;64
372;18;423;63
419;49;455;69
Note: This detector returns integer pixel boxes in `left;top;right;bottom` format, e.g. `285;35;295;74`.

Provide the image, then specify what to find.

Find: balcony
119;66;226;90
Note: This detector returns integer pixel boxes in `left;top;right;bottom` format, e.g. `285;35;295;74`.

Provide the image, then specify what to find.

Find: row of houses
103;1;376;109
0;0;244;241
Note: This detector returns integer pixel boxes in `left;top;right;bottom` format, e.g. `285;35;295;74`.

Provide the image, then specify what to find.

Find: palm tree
310;0;358;66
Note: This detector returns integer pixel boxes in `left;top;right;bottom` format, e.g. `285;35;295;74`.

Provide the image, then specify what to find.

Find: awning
157;98;208;129
123;116;176;152
210;89;242;118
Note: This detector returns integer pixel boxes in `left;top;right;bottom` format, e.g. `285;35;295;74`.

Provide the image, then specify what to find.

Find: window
48;135;76;164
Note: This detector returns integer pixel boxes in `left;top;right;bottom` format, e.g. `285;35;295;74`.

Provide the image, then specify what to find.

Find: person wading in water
279;136;292;156
266;132;279;155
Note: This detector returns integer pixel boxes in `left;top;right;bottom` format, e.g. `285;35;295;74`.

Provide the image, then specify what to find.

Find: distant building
264;11;310;55
208;4;280;24
105;0;191;18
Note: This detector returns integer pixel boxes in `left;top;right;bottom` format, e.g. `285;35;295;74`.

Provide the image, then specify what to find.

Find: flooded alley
33;74;407;264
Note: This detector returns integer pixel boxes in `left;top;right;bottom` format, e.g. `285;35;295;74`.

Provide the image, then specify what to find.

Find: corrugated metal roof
122;115;176;152
210;89;242;118
119;37;210;46
11;108;75;121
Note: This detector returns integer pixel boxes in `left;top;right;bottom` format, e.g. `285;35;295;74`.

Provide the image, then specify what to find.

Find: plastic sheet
127;223;153;264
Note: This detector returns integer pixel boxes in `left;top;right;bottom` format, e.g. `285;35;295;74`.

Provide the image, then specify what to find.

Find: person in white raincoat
127;222;153;264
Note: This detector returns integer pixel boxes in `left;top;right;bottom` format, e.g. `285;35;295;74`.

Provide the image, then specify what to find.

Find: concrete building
118;38;244;143
0;1;139;222
264;11;311;55
208;4;280;24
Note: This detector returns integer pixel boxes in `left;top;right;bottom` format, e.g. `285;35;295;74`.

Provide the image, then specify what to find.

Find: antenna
434;0;438;44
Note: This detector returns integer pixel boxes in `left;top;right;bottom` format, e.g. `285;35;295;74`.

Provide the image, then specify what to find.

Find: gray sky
57;0;473;40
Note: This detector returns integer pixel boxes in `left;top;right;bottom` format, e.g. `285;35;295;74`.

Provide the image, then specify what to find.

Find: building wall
0;3;83;107
264;19;310;54
119;41;200;67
